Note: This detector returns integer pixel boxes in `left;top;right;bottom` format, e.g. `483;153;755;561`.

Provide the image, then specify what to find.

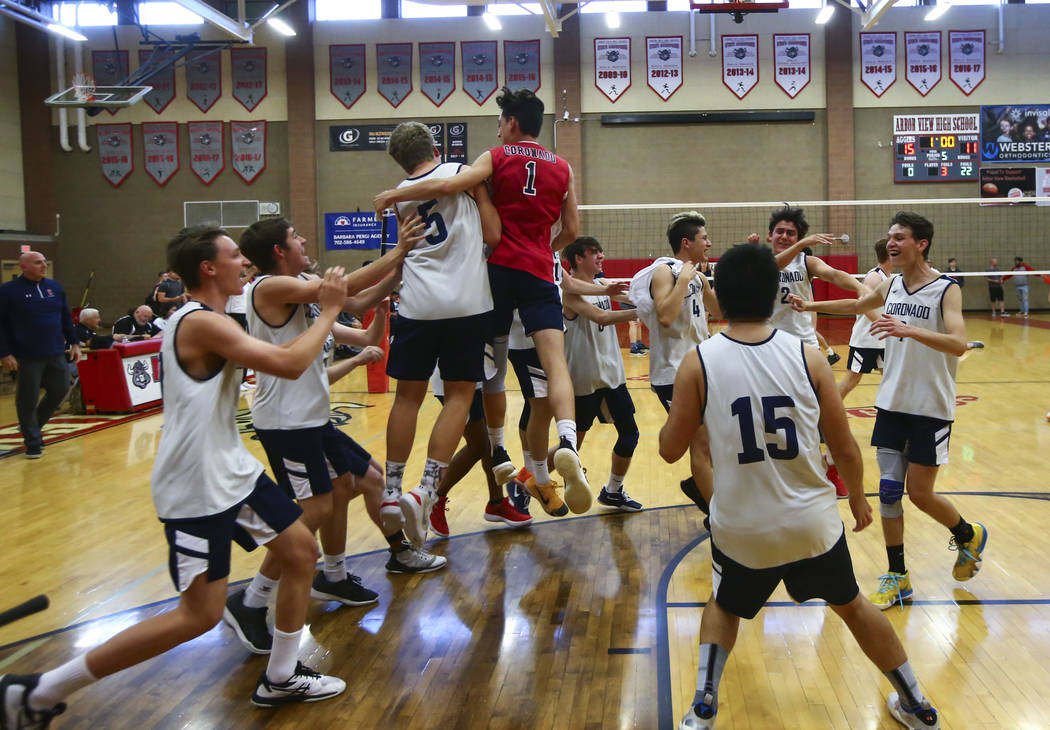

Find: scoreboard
894;133;980;183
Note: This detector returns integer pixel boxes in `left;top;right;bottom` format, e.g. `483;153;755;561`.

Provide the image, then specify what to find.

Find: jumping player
839;238;893;400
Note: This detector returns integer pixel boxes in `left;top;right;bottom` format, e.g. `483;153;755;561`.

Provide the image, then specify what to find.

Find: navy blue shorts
576;384;635;433
256;422;372;500
488;263;564;338
509;347;547;400
435;389;485;423
160;473;301;592
387;312;488;382
847;346;884;374
652;383;674;414
871;408;952;466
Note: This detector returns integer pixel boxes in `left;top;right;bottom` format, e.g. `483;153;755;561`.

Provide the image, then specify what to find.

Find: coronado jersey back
152;301;265;519
487;141;571;283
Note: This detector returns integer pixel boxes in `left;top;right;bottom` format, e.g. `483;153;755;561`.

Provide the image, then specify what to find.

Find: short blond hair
387;122;436;173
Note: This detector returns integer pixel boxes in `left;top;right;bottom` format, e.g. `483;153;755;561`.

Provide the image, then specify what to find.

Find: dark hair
767;204;809;238
1014;256;1023;263
561;236;603;270
167;225;227;289
497;86;544;137
875;239;890;264
666;211;706;254
387;121;437;173
890;211;934;259
713;243;779;321
239;217;293;273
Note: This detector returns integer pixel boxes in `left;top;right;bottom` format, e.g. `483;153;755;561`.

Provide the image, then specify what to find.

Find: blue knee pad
877;447;907;518
482;336;508;394
613;422;639;458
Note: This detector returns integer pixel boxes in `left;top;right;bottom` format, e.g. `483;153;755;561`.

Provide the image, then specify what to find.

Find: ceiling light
47;23;88;41
483;11;502;30
815;4;834;23
605;12;620;28
267;16;295;36
925;2;950;20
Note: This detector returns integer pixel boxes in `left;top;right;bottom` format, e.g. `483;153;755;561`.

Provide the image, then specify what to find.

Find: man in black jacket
112;306;162;342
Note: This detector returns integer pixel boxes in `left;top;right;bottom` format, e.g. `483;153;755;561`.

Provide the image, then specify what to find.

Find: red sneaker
825;459;848;499
484;497;534;528
429;495;450;538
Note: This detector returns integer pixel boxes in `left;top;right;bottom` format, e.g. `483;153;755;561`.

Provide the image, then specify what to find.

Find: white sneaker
250;662;346;707
380;486;403;534
679;702;716;729
385;543;447;573
887;692;940;729
553;437;591;514
400;486;435;547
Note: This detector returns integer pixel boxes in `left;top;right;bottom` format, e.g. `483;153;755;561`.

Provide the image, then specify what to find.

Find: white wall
0;16;26;230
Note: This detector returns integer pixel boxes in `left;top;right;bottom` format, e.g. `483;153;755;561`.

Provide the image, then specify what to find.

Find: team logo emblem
197;60;210;72
198;133;212;146
658;48;672;61
339;128;359;145
386;55;401;68
960;43;974;55
151;134;167;146
471;53;488;65
606;50;620;62
128;361;151;390
873;45;886;57
733;47;747;60
917;44;930;57
239;129;256;144
514;52;530;65
786;46;799;59
242;60;256;72
107;134;122;147
339;56;356;69
429;55;444;67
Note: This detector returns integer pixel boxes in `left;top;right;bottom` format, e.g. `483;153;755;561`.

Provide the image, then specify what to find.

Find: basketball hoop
71;72;96;103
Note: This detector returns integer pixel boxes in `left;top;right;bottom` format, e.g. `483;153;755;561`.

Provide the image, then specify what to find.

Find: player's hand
849;493;873;532
350;345;384;367
746;232;761;244
373;191;396;215
800;233;837;248
395;213;426;253
869;313;910;340
68;344;81;363
318;267;347;312
786;293;809;312
604;281;629;297
679;261;697;284
1;354;17;372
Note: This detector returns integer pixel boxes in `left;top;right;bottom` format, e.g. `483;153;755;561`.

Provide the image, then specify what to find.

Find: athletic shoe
24;447;42;460
950;522;988;581
637;341;649;352
553;437;592;514
385;543;447;574
429;495;450;538
223;587;272;654
869;572;913;611
250;661;346;707
824;458;848;499
310;572;378;607
523;476;568;517
491;445;517;484
629;343;642;355
678;697;716;729
597;486;643;512
827;351;841;366
515;465;533;484
680;477;709;514
967;340;985;349
1002;311;1010;317
484;497;533;527
0;674;66;730
400;486;435;547
505;478;531;516
379;486;404;534
887;691;940;729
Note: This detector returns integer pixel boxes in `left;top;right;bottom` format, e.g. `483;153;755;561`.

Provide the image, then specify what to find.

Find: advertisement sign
979;166;1036;205
981;105;1050;163
594;37;631;103
325;212;398;250
446;122;468;163
330;124;397;151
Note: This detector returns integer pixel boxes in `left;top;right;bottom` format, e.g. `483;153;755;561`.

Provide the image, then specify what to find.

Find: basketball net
71;72;96;103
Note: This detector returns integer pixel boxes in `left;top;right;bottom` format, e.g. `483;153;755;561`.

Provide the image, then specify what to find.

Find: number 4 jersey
394;162;493;320
488;141;571;283
698;329;840;569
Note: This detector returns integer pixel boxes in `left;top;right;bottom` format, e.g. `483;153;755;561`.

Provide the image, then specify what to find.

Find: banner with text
722;35;759;100
97;123;133;187
646;36;683;101
446;122;467;163
330;44;366;110
773;34;809;99
904;31;940;97
186;49;221;112
188;121;224;184
461;41;498;105
142;122;179;186
325;212;396;250
137;49;175;114
979;166;1036;205
231;120;265;184
92;50;129;116
594;37;631;103
230;47;267;111
377;43;413;108
419;42;455;106
981;105;1050;163
948;31;985;96
504;40;540;92
859;32;896;97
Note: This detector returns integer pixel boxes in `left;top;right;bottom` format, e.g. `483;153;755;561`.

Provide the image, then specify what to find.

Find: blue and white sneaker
679;697;716;729
597;486;643;512
505;479;531;516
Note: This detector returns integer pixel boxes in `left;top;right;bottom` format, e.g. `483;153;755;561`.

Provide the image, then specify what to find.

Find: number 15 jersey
487;141;571;283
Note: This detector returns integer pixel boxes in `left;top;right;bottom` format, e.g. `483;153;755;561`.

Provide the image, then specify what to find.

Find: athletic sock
950;517;975;545
385;529;407;551
692;643;729;713
531;456;551;485
420;458;448;496
884;661;925;712
487;426;505;451
385;460;406;493
28;655;97;712
887;544;906;575
244;573;278;609
555;419;577;450
824;451;835;466
607;472;625;493
266;628;302;684
826;347;835;357
323;552;347;582
520;450;531;469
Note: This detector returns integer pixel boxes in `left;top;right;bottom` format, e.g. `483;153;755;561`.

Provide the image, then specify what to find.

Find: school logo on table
128;360;151;390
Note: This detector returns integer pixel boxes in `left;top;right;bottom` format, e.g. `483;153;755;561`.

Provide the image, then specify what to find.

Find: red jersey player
374;87;597;515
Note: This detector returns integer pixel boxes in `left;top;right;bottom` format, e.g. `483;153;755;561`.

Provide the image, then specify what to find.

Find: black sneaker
0;674;66;729
24;446;42;460
491;445;517;484
222;588;271;655
597;486;643;512
250;661;346;708
310;573;378;607
827;351;841;366
679;477;710;514
967;340;985;349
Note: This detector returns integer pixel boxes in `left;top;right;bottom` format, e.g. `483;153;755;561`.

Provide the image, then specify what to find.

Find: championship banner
773;34;809;99
137;49;175;114
504;40;540;93
188;121;224;184
980;105;1050;163
96;123;133;187
231;120;265;184
594;37;631;103
330;44;366;109
419;42;455;106
859;32;896;97
721;34;759;100
186;49;221;112
948;30;985;96
230;47;267;111
461;41;498;105
646;36;683;101
377;43;413;108
141;122;179;187
904;31;940;97
92;50;129;116
446;121;467;163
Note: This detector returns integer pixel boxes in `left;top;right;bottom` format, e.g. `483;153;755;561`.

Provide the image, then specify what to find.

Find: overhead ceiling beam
861;0;899;29
171;0;253;41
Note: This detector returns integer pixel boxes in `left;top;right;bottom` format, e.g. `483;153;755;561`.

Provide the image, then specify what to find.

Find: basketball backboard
45;85;153;108
690;0;789;22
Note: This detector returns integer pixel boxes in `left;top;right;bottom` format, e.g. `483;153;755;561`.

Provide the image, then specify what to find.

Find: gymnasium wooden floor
1;314;1048;729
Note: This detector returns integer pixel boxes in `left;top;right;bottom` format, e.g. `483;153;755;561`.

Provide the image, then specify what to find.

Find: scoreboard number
894;133;980;183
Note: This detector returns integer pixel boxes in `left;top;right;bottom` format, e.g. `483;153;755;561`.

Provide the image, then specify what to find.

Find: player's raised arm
790;276;890;316
658;349;704;463
373;152;495;213
563;291;638;327
774;233;837;270
808;256;871;296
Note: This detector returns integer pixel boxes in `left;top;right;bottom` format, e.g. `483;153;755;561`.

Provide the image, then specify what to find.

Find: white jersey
563;283;626;395
152;302;264;519
394;162;492;320
225;281;248;315
509;251;564;351
648;261;709;388
769;251;818;346
699;329;841;569
246;274;332;430
848;266;889;350
875;274;959;421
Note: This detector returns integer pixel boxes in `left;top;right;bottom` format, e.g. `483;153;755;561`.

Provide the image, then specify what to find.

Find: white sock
420;457;448;495
244;573;278;609
266;628;302;684
385;460;406;493
28;655;97;712
607;472;625;493
824;451;835;467
531;456;551;484
556;419;577;449
826;347;835;356
520;450;531;473
323;553;347;582
487;426;504;450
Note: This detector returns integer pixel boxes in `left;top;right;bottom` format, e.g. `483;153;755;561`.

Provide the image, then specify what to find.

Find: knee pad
612;416;640;458
482;336;508;394
877;447;907;518
518;398;531;432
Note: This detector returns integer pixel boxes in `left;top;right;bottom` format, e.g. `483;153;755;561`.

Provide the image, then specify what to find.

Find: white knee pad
876;447;907;518
482;336;508;394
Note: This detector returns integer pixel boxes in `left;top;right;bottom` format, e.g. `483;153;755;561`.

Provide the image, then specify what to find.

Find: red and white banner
646;36;683;101
96;123;133;187
904;31;940;97
504;40;541;93
188;121;224;185
92;50;129;116
231;120;265;184
461;41;498;105
722;34;759;100
948;30;985;96
859;32;896;97
137;49;176;114
773;34;809;98
186;49;221;112
230;47;267;111
330;45;366;109
594;37;631;103
419;42;455;106
142;122;178;186
377;43;413;108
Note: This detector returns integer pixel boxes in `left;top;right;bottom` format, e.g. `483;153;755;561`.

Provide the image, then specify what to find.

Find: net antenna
690;0;788;24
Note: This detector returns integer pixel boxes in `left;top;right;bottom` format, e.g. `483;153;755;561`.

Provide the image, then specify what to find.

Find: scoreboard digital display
894;134;980;182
